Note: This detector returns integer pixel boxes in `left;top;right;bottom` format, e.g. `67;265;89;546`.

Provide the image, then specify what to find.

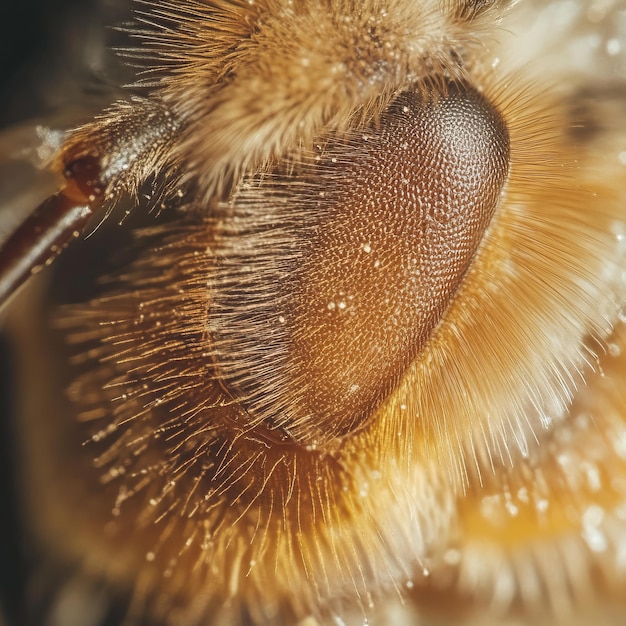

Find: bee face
2;1;626;625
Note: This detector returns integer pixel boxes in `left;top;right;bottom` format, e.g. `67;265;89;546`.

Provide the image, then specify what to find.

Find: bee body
2;1;626;625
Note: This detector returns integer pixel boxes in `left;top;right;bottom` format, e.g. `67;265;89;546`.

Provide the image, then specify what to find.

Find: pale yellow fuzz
147;0;510;198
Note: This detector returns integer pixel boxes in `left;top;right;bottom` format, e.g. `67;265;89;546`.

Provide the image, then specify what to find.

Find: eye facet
210;82;510;445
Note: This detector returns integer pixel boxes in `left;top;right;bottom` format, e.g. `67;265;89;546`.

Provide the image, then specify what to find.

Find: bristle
420;323;626;624
162;0;507;199
52;63;626;621
397;75;626;486
55;219;456;623
70;0;515;201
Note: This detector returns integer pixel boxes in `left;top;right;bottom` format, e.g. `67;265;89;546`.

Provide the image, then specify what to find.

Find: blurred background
0;0;131;127
0;3;129;624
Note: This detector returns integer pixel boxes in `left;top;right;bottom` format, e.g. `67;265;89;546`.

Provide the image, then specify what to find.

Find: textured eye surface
210;83;510;444
1;1;626;626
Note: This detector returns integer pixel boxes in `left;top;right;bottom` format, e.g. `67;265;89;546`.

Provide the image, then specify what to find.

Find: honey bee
1;1;626;625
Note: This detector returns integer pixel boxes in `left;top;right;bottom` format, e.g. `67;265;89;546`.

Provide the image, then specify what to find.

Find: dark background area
0;4;82;622
0;3;129;624
1;0;89;125
0;0;131;129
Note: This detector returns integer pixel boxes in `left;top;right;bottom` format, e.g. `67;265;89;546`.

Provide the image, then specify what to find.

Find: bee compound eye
209;82;511;446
